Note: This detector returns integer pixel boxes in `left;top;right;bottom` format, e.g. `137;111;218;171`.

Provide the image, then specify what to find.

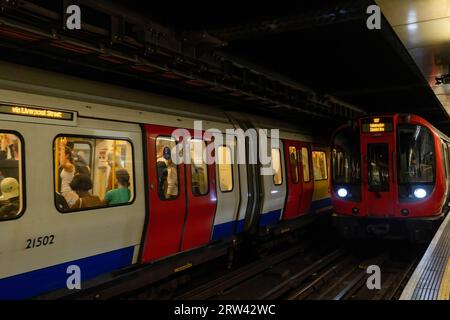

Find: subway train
331;114;450;242
0;61;331;299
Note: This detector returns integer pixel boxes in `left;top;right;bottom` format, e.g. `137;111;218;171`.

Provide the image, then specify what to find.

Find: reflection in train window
272;148;283;185
313;151;328;181
332;126;361;185
0;133;23;220
218;146;233;192
190;139;208;196
397;125;435;184
54;136;134;212
289;146;299;184
301;147;310;182
156;136;179;200
367;143;390;192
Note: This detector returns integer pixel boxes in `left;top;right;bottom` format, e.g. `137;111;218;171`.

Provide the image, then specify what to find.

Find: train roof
0;60;322;143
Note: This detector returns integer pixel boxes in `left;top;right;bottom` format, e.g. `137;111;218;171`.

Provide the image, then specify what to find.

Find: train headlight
337;188;348;198
413;188;427;199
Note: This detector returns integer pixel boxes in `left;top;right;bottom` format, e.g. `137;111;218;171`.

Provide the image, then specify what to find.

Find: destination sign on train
0;104;76;121
361;117;393;133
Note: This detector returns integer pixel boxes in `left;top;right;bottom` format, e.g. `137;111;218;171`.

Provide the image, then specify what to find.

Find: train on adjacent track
331;114;450;242
0;61;332;299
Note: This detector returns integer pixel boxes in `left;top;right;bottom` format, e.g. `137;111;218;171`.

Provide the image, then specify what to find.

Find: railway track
168;240;425;301
285;241;424;300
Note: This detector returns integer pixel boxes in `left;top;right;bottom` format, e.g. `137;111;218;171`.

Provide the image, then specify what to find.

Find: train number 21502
26;235;55;249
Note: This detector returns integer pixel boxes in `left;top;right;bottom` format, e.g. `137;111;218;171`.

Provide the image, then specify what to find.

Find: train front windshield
397;124;435;200
332;126;361;199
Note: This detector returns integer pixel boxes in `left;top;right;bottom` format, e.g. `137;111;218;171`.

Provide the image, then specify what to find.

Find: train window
312;151;328;181
272;148;283;185
397;125;435;184
190;139;208;196
301;147;310;182
447;143;450;175
54;136;135;212
289;146;299;184
156;136;179;200
367;143;390;192
218;145;233;192
0;133;24;221
442;142;449;178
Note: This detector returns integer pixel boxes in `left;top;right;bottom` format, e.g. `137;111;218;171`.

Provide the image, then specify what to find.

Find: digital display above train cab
361;117;393;133
0;103;77;126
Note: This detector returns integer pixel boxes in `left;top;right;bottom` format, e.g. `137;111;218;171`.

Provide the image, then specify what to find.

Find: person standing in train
0;177;20;219
157;146;178;199
59;138;79;207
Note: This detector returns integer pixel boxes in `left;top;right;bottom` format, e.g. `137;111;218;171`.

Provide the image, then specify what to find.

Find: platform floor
400;213;450;300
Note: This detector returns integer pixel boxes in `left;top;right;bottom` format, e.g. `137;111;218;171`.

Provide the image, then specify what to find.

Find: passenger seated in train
157;146;178;199
0;177;20;219
104;169;131;205
69;174;102;209
59;138;80;207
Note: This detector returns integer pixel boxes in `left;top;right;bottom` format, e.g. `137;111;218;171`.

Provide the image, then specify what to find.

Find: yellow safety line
438;257;450;300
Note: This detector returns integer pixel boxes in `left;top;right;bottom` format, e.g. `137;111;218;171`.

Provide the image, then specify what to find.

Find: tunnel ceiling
0;0;447;135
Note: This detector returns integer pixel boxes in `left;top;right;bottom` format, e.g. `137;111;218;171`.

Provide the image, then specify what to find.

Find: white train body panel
260;141;287;226
212;137;241;240
0;117;145;299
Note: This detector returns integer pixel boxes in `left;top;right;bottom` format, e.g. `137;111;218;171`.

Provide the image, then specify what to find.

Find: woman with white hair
0;177;20;219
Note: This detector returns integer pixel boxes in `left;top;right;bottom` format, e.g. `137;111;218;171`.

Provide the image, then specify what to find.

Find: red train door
180;136;217;251
283;140;314;219
141;125;217;262
283;140;302;219
142;124;187;262
362;136;395;217
298;143;314;214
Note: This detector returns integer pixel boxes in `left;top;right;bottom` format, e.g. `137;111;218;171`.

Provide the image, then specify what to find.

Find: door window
156;136;179;200
367;143;390;192
289;146;299;184
301;147;310;182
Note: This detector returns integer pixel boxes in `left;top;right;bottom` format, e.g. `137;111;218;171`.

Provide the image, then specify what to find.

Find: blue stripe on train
211;219;245;241
259;209;282;227
310;198;332;211
211;198;331;240
4;198;333;299
0;246;134;300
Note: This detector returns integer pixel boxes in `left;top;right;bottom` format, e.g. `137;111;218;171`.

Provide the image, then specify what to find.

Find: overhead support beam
188;0;371;42
0;0;366;121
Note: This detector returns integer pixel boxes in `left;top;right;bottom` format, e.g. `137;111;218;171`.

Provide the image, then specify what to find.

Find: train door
298;143;314;214
181;136;217;251
362;136;395;217
142;124;186;262
259;139;287;227
142;124;218;262
211;138;241;240
283;140;302;219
